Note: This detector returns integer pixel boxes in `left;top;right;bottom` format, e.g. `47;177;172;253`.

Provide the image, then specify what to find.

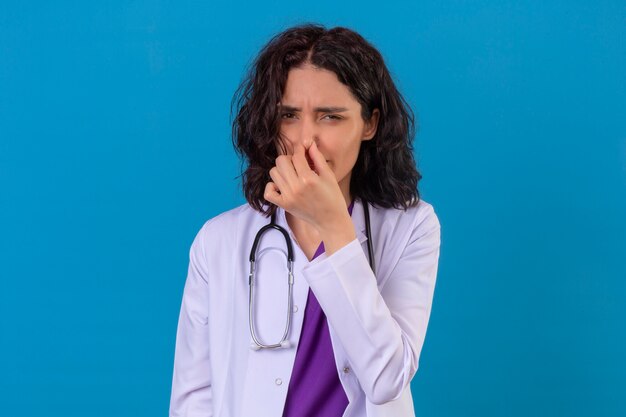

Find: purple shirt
281;199;355;417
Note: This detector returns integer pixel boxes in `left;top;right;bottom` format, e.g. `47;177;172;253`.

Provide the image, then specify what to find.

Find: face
276;63;379;200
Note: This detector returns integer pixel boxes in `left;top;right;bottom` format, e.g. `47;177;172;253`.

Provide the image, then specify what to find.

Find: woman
169;23;441;417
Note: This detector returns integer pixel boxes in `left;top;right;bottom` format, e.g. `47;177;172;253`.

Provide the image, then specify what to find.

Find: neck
338;176;352;209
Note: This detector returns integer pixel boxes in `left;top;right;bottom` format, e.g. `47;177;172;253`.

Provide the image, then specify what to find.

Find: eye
281;112;296;119
323;114;342;120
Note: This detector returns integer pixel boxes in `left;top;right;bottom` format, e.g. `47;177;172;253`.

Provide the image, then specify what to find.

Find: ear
362;108;380;141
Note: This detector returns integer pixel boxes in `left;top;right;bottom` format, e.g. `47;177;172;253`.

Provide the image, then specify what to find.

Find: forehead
281;65;359;107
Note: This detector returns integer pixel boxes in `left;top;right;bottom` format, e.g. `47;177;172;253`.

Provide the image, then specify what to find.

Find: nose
294;116;317;151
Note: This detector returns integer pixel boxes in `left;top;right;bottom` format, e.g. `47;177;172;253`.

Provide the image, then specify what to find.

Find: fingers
274;144;313;190
264;181;282;205
291;143;315;177
308;141;331;179
269;165;288;196
267;143;320;207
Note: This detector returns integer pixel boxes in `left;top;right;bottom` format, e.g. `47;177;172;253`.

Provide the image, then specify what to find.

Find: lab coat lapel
352;197;370;249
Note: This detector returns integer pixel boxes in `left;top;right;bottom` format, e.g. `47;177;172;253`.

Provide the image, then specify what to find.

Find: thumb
308;141;331;178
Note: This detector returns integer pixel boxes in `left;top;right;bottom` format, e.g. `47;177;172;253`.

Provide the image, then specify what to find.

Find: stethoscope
248;199;375;350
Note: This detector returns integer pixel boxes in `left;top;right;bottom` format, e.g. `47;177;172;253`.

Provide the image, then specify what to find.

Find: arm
301;204;441;405
169;225;213;417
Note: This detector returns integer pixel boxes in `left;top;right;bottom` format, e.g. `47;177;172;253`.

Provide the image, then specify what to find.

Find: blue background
1;1;624;416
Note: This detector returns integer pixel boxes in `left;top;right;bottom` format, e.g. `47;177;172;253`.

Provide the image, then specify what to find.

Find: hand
264;141;348;232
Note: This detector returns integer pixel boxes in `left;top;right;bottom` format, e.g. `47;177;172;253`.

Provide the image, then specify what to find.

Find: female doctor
169;23;441;417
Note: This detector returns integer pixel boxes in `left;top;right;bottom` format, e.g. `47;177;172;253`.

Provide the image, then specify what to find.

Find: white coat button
275;378;283;385
343;366;350;374
293;305;298;313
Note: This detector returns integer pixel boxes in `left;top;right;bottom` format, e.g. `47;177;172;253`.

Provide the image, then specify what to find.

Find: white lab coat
169;197;441;417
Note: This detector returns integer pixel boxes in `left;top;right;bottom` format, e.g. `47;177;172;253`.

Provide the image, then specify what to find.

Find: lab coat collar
274;198;369;246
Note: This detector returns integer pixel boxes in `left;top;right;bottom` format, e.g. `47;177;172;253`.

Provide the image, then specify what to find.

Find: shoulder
407;198;441;239
190;202;261;250
199;202;249;232
374;197;441;240
363;198;441;286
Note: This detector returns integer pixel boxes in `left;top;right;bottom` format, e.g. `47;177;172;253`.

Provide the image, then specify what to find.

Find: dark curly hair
230;23;422;218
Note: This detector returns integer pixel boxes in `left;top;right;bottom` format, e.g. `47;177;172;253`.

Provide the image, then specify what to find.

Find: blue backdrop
1;1;624;416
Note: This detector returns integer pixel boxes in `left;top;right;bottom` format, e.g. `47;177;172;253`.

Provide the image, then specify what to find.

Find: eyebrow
277;104;350;113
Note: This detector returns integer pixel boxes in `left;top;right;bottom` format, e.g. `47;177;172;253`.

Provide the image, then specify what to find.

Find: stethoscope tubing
248;199;374;350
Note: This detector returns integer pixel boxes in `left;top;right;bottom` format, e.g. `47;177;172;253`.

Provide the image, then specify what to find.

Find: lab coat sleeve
169;225;213;417
301;204;441;405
